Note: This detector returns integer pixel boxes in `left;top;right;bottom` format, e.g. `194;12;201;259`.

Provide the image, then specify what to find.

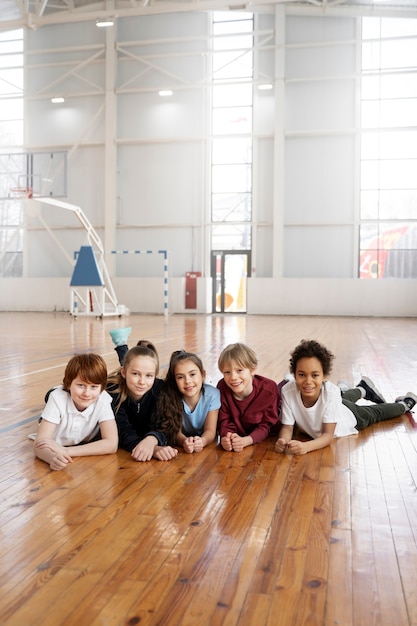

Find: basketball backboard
0;151;67;199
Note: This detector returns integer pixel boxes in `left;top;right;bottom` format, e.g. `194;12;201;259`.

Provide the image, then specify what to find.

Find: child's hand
221;433;233;451
184;436;204;454
183;437;195;454
286;440;308;455
192;436;204;453
154;445;178;461
131;435;157;461
49;451;73;470
34;438;72;470
221;433;249;452
275;437;289;453
230;433;245;452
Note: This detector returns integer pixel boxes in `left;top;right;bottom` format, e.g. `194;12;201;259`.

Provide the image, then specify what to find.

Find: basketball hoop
9;187;33;199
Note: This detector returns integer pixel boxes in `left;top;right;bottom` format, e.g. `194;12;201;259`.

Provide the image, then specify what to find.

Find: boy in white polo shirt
34;353;118;470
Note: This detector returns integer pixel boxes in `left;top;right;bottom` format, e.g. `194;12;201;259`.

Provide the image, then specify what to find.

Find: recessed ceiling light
96;18;114;27
159;90;173;96
51;97;65;103
258;83;273;90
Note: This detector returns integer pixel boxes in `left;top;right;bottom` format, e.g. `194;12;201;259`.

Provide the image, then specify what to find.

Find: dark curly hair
289;339;334;377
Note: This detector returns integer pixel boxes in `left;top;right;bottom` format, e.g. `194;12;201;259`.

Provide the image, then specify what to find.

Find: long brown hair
156;350;205;443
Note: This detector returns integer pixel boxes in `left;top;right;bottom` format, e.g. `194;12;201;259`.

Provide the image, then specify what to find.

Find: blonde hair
218;343;258;372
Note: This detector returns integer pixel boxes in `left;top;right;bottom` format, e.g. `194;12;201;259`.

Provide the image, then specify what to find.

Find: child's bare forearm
34;443;73;470
34;445;55;464
66;438;117;457
303;432;334;453
200;429;216;447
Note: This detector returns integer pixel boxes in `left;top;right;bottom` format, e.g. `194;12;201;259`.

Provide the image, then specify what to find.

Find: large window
360;18;417;278
211;12;253;251
0;28;24;277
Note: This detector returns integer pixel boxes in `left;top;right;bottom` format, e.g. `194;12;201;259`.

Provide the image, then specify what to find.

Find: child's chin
75;401;94;411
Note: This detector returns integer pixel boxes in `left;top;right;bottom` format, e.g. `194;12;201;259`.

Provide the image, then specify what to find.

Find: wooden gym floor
0;311;416;626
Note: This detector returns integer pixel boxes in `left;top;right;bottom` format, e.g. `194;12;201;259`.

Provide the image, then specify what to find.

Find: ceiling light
159;90;173;97
258;83;273;90
51;97;65;103
96;18;114;27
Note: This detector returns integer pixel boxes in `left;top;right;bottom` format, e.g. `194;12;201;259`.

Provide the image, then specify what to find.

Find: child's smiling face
221;359;255;400
69;376;102;412
294;356;325;407
174;359;205;407
122;355;157;401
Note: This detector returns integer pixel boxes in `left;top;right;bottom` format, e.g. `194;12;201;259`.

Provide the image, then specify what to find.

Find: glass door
211;250;251;313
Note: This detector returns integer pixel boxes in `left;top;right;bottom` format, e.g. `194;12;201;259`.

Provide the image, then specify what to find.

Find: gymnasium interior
0;1;416;624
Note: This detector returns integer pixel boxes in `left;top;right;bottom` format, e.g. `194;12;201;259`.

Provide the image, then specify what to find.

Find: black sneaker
395;392;417;412
356;377;386;404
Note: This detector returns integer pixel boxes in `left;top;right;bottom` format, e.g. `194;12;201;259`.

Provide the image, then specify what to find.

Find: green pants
342;388;404;431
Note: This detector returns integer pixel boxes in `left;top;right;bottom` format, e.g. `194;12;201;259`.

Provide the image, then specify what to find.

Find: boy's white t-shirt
281;380;358;439
41;385;115;446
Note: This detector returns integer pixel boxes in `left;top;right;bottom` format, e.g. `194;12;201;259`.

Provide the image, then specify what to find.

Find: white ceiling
1;0;417;31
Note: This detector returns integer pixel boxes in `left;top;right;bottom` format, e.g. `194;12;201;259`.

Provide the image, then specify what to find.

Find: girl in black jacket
107;336;177;462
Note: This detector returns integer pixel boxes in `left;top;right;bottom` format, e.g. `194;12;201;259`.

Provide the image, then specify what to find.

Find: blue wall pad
70;245;104;286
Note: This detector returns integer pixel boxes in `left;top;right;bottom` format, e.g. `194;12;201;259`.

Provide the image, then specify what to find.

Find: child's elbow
103;436;119;454
109;440;119;454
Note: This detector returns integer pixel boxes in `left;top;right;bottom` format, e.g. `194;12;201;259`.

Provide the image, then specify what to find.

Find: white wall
248;278;417;317
0;10;415;317
1;276;415;317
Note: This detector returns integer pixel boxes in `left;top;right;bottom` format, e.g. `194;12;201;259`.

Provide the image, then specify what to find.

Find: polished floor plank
0;312;416;625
